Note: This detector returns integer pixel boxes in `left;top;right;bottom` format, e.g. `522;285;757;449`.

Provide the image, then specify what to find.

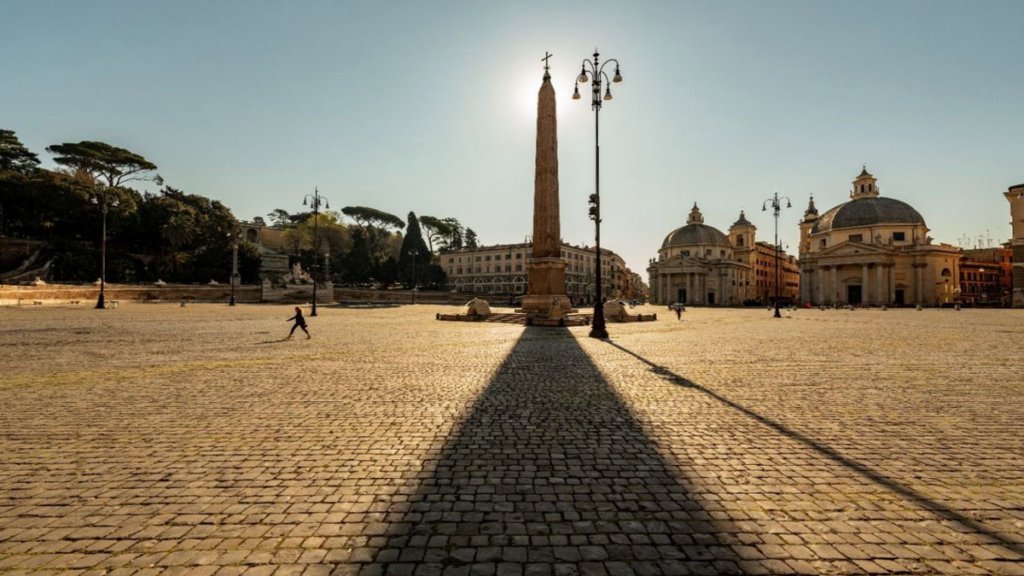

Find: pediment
817;241;892;258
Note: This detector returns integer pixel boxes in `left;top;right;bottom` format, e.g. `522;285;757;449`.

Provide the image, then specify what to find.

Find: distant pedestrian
675;304;682;320
286;306;310;339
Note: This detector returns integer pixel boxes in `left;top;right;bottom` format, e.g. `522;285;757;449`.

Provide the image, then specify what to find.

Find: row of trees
1;128;479;289
263;205;479;288
0;129;261;284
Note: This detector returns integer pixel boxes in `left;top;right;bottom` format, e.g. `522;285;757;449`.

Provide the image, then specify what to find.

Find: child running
286;306;310;339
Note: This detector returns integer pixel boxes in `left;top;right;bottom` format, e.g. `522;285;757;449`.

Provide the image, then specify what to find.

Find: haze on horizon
2;0;1021;274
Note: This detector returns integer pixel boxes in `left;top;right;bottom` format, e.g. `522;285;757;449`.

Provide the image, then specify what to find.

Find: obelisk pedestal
518;62;573;319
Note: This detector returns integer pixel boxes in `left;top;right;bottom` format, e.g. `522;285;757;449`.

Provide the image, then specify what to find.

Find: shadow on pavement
605;340;1024;560
353;327;749;575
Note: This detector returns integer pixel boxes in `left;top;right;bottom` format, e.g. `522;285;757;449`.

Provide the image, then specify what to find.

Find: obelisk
520;53;572;318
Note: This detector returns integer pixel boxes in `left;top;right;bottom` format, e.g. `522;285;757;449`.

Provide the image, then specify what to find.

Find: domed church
798;168;961;306
647;204;754;305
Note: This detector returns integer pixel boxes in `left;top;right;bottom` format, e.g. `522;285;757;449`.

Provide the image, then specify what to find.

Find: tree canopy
0;129;40;174
46;141;162;188
398;212;431;287
341;206;405;230
464;228;479;249
418;215;452;255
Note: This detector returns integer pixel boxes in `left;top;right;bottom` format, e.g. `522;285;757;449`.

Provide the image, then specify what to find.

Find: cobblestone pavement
1;303;1022;575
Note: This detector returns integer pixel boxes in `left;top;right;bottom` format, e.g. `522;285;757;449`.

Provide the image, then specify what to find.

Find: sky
3;0;1022;275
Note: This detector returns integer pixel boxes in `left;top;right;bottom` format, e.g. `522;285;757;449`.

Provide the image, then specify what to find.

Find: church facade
798;168;961;306
646;204;754;305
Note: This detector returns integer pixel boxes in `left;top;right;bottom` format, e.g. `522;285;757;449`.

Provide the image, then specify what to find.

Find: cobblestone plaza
1;304;1022;575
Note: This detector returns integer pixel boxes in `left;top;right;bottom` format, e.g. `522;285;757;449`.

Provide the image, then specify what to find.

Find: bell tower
1006;183;1024;307
851;166;880;199
728;210;756;250
799;195;819;255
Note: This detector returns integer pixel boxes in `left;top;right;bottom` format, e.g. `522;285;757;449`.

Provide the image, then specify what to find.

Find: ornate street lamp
227;226;241;306
0;203;5;287
410;248;418;305
762;191;791;318
574;49;623;339
302;188;330;316
91;193;119;309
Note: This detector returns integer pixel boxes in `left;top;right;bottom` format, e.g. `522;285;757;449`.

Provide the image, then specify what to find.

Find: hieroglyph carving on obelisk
520;53;572;317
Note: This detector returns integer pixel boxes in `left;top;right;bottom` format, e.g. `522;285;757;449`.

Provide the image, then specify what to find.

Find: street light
762;191;791;318
91;193;118;309
574;49;623;339
302;188;330;316
410;249;418;304
0;203;5;287
227;226;241;306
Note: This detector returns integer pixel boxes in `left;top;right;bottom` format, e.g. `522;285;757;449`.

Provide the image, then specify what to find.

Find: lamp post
228;227;241;306
91;193;118;309
0;203;5;287
410;249;418;304
574;49;623;339
762;191;791;318
302;188;330;316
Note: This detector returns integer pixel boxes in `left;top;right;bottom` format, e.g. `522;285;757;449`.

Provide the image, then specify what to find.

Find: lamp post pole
410;249;418;304
0;203;4;287
575;49;623;339
762;191;791;318
302;188;330;316
92;193;117;310
228;227;240;306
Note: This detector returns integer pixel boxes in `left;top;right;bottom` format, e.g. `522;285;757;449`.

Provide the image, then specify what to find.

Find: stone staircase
484;313;527;324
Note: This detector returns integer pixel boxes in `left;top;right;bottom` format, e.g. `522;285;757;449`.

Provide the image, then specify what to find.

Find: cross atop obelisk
542;51;553;73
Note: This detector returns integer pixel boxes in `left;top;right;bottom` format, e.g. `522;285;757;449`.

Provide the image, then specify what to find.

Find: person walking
286;306;310;339
674;304;682;321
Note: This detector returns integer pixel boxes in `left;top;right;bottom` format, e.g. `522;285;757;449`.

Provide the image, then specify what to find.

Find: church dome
661;224;731;249
811;196;925;234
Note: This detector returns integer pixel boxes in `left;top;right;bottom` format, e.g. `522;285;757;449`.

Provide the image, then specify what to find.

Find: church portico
647;204;754;306
798;168;960;306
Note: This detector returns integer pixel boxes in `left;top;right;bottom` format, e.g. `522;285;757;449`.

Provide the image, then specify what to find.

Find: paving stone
0;305;1021;576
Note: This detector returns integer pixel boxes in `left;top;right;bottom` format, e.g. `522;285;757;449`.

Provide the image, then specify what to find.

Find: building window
893;232;905;241
849;234;863;242
820;239;827;248
736;235;744;247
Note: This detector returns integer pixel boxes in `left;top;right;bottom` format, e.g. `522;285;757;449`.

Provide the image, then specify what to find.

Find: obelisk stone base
518;257;573;318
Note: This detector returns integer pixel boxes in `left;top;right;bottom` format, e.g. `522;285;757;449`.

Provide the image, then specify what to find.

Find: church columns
861;264;869;304
876;265;885;305
817;266;826;304
801;268;812;304
921;262;929;303
831;266;839;304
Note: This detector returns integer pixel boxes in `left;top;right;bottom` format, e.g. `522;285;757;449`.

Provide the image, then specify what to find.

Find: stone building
798;168;961;306
959;246;1013;306
1006;183;1024;307
647;204;754;305
441;242;633;305
726;210;800;304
